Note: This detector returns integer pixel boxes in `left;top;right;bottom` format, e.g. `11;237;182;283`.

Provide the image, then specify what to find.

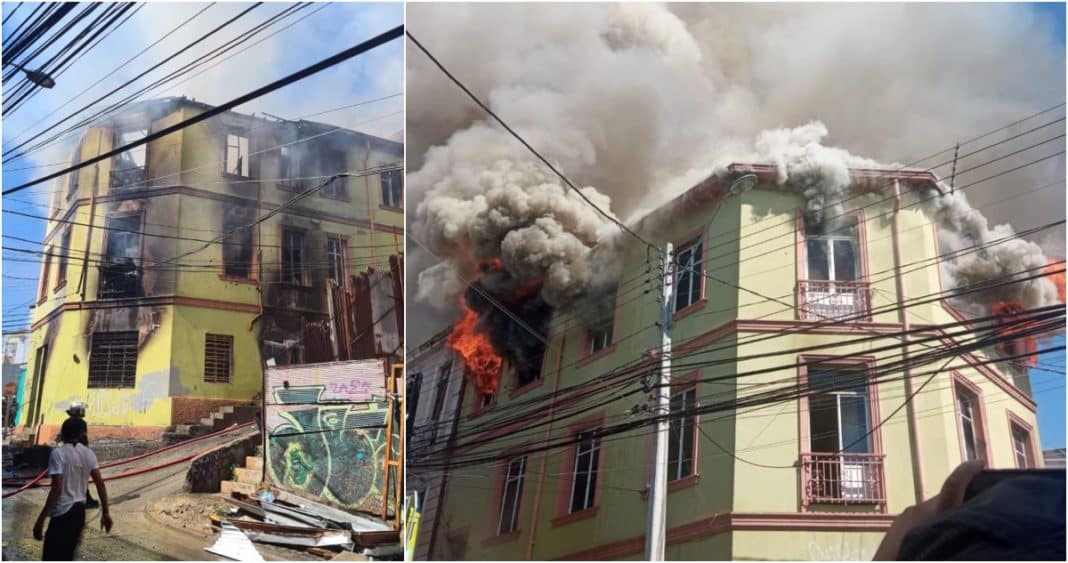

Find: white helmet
66;401;86;418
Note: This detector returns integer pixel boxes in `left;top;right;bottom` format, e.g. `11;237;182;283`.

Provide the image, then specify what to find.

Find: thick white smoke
407;3;1065;340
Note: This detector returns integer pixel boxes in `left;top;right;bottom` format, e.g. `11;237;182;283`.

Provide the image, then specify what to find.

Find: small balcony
97;261;142;299
109;166;147;190
798;279;872;321
800;452;886;511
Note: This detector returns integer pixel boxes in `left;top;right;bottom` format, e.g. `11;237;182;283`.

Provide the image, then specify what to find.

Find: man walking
63;402;99;508
33;416;112;560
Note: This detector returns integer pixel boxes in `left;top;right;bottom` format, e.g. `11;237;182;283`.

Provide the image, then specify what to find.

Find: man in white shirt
33;416;113;560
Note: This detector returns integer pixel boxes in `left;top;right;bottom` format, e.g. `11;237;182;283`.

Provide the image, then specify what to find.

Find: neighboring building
3;329;31;427
1043;448;1066;468
406;328;465;561
425;164;1046;560
19;97;403;441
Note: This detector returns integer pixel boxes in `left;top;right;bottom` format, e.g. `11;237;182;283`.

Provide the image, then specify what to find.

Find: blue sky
2;3;1065;449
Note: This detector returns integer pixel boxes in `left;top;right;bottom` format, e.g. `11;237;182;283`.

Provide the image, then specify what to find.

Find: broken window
320;150;347;198
326;236;346;286
67;146;80;198
479;393;494;410
668;387;696;481
281;229;306;285
1011;423;1034;468
587;290;616;355
674;239;703;312
203;333;233;383
278;145;295;186
56;227;72;287
429;362;452;444
222;211;253;279
569;430;600;513
497;455;527;536
98;215;142;299
956;384;985;462
225;131;250;177
38;248;53;302
88;331;138;388
110;126;148;189
381;168;403;208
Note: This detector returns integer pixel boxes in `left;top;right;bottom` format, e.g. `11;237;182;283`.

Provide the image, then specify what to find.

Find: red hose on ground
2;421;258;496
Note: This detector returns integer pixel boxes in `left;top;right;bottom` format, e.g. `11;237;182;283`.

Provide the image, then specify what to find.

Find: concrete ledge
184;432;261;493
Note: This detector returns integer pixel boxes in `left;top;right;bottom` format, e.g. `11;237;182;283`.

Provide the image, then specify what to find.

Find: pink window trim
672;224;709;322
795;209;872;322
1006;411;1039;468
578;283;623;365
796;355;887;513
483;444;531;542
508;360;548;400
950;371;992;465
552;409;607;524
642;370;701;495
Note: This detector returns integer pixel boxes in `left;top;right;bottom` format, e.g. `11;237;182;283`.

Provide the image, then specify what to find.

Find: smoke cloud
406;3;1065;342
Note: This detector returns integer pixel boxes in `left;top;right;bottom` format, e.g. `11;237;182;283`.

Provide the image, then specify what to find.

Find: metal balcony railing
800;452;886;511
798;279;872;321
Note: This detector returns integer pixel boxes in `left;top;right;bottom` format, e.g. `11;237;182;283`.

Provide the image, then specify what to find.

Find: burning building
419;164;1063;560
18;97;403;442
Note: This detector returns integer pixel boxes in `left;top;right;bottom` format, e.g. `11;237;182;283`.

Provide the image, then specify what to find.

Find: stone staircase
220;448;265;496
163;403;259;443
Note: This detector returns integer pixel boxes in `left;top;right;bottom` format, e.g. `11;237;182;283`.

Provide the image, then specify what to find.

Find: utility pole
645;242;674;561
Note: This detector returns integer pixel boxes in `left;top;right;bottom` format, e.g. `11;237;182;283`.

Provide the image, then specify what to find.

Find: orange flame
448;296;503;397
990;301;1038;368
1045;260;1066;303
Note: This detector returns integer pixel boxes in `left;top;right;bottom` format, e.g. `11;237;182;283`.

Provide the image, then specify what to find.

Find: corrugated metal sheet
267;359;386;403
205;522;265;561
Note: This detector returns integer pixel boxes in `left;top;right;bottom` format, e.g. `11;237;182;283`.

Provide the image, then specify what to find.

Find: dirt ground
1;427;318;561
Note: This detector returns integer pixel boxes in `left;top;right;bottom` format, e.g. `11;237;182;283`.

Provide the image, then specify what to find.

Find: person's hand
100;511;113;533
33;516;45;541
873;460;984;560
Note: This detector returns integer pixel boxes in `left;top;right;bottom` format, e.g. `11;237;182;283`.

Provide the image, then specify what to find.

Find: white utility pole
645;242;674;561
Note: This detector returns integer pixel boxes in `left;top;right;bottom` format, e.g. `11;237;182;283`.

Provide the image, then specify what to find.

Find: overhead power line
2;23;403;195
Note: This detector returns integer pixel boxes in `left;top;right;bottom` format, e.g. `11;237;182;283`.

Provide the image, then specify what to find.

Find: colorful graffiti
265;360;397;516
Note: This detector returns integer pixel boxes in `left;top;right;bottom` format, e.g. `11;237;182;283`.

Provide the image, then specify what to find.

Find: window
56;228;72;287
38;248;53;303
479;393;494;410
498;456;527;535
588;323;612;355
321;150;347;198
674;239;703;312
586;290;616;355
803;366;884;505
326;236;346;286
67;146;81;198
668;388;696;481
111;126;148;188
225;132;250;177
99;215;142;299
801;215;869;320
281;230;305;285
88;331;138;388
222;211;253;279
956;384;985;462
278;145;295;186
1011;423;1034;468
430;362;452;443
569;430;600;513
204;334;233;383
805;216;858;282
381;168;403;208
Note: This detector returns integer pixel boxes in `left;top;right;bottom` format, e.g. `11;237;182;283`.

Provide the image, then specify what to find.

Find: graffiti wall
265;359;397;516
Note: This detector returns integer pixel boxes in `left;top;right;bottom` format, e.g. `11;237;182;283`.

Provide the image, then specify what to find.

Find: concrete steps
220;480;257;496
166;403;260;442
218;452;266;498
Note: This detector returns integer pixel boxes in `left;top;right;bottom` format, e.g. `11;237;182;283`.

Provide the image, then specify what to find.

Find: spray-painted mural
265;359;398;516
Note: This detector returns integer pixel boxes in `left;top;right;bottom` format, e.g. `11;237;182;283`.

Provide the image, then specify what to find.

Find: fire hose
2;421;257;498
